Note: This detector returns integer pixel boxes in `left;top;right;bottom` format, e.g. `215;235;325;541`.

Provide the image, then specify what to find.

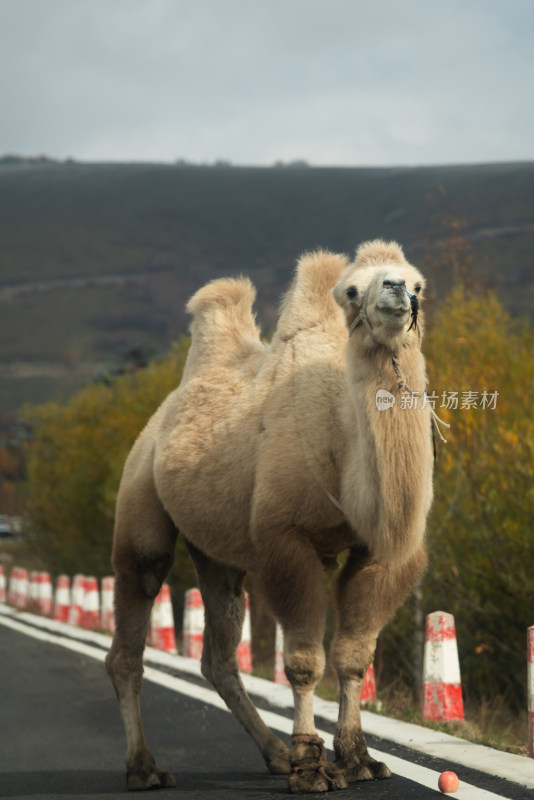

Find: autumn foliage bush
379;286;534;711
21;289;533;711
22;338;196;597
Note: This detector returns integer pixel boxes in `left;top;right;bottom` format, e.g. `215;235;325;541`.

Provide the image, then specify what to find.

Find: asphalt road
0;616;531;800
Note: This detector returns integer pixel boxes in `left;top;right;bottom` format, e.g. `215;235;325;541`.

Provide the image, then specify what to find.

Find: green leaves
381;287;533;710
23;338;190;577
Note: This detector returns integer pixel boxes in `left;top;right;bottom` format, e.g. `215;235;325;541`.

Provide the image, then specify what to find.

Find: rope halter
348;285;449;444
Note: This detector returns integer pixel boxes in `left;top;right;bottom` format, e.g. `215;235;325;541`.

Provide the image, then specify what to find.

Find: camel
106;239;434;793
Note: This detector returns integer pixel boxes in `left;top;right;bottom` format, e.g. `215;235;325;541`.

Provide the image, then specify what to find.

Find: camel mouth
377;287;410;312
376;303;410;319
379;305;409;316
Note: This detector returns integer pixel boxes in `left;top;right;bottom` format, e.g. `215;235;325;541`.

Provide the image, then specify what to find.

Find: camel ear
332;280;359;310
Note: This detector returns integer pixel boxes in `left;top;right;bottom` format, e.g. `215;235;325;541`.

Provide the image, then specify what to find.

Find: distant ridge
0;160;533;415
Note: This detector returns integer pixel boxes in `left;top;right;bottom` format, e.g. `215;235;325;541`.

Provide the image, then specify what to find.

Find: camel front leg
284;632;348;794
333;633;389;781
331;545;427;782
257;525;347;793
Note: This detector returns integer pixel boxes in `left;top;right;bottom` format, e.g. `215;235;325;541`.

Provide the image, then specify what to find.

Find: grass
250;659;529;757
226;652;529;757
313;675;529;757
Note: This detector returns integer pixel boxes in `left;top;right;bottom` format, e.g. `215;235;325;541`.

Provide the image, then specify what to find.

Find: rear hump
184;277;264;374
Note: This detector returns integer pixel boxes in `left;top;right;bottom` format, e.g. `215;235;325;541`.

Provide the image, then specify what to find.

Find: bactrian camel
106;239;434;793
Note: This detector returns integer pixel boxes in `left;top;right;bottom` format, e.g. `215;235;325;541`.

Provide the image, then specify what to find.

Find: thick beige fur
106;240;433;793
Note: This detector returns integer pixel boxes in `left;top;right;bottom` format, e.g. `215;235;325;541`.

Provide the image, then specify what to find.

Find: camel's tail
185;277;264;371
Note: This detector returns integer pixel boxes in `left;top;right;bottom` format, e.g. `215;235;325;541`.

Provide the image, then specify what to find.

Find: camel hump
187;276;257;319
276;250;349;340
185;277;264;371
354;239;406;268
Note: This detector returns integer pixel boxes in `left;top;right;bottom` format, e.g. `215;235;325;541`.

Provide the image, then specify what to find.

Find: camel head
332;239;426;351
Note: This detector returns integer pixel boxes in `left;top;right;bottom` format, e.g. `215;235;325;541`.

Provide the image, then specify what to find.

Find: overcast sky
1;0;533;167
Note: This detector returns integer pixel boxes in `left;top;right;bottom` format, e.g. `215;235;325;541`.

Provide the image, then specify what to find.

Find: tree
23;339;194;587
380;287;534;711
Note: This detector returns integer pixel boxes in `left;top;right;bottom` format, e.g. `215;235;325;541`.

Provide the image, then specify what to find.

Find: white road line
7;605;532;791
0;611;108;663
5;607;533;792
132;661;515;800
1;609;529;800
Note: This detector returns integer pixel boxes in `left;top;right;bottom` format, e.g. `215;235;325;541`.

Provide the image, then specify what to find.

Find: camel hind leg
184;538;291;776
106;490;178;790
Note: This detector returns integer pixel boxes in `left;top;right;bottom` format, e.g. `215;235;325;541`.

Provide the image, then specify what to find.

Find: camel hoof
126;755;176;791
340;759;391;783
266;744;291;775
289;734;348;793
127;770;176;791
288;764;348;793
350;765;374;781
371;760;391;780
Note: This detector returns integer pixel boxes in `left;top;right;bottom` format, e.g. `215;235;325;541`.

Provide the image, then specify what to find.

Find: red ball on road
438;771;459;793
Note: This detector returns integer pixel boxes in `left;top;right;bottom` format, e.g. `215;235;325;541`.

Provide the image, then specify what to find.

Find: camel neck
341;335;433;566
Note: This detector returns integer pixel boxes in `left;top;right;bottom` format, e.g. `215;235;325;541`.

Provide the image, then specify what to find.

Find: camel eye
346;287;357;300
414;285;422;294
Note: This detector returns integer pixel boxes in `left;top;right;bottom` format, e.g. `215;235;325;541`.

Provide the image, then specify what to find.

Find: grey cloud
1;0;533;165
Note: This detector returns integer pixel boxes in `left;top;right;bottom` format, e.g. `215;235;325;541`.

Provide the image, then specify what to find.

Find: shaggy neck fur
342;326;433;566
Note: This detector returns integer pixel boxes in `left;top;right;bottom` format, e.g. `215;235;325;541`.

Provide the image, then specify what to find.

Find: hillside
1;159;533;417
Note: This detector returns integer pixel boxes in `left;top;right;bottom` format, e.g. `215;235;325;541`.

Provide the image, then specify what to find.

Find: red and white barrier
361;663;377;705
7;566;17;605
236;593;253;673
0;565;5;603
423;611;464;721
53;575;71;622
182;588;204;659
181;587;253;669
14;567;29;609
274;623;290;685
100;576;115;632
11;567;19;607
38;571;53;616
29;570;40;611
68;574;85;626
528;626;534;758
81;576;100;629
150;583;177;653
